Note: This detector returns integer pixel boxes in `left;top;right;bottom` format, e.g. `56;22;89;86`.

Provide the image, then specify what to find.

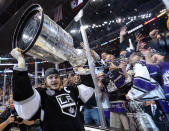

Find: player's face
129;55;140;65
46;74;61;90
73;75;80;83
9;97;14;110
63;77;68;87
101;53;107;60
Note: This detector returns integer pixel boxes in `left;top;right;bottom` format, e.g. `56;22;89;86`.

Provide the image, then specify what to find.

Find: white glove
10;48;25;68
10;48;24;60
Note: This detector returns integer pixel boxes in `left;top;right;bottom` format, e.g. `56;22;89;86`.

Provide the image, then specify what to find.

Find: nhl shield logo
56;94;77;117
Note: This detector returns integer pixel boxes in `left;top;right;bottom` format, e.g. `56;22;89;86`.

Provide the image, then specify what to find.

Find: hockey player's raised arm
11;48;41;120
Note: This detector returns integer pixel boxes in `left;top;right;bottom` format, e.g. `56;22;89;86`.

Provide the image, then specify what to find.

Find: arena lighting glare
127;24;143;34
13;4;87;67
90;13;152;29
157;11;167;18
144;17;157;25
70;29;77;33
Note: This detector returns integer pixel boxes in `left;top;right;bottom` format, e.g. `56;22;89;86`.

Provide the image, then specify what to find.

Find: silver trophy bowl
13;4;87;67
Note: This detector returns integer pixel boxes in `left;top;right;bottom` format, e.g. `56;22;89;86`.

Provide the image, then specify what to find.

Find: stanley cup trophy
13;4;87;67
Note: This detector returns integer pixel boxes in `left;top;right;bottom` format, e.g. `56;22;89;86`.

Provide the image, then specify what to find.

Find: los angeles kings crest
56;93;77;117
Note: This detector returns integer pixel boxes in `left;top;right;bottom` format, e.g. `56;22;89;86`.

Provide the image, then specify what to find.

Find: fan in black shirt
0;96;34;131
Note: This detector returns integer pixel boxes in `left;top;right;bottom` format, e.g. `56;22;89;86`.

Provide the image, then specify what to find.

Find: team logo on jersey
107;81;117;92
163;71;169;86
64;87;71;93
56;94;77;117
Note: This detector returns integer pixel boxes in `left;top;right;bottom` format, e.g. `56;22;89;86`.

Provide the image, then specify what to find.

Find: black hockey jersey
12;68;93;131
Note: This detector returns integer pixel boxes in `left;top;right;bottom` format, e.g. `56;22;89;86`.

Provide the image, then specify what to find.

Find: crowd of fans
0;27;169;131
56;27;169;130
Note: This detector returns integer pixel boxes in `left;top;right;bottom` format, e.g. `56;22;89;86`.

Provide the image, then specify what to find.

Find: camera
141;35;169;55
113;59;121;66
15;116;23;123
12;113;23;123
103;59;121;74
148;36;169;55
103;63;110;74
